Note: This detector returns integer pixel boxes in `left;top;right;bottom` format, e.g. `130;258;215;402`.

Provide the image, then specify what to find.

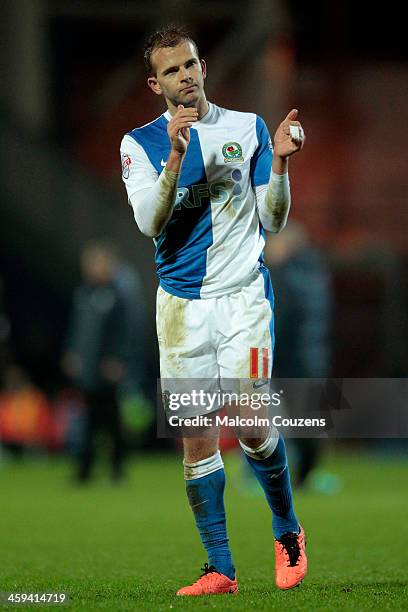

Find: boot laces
199;562;220;578
278;532;301;567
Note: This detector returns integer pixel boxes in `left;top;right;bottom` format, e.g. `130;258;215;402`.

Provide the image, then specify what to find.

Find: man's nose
180;67;192;82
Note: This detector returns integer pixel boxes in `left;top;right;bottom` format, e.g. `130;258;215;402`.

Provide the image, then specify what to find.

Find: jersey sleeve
250;115;273;187
119;133;180;238
251;116;291;233
120;134;158;202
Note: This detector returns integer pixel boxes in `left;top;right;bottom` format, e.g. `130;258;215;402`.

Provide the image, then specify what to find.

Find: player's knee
239;427;279;460
182;431;219;464
239;436;266;448
183;450;224;480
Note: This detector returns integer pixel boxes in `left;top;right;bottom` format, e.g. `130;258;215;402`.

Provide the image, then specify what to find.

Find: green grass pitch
1;448;407;610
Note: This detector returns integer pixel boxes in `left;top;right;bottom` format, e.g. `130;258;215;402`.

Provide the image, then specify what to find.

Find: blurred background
0;0;407;477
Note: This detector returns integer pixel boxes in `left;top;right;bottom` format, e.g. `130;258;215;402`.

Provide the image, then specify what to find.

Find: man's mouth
180;84;197;93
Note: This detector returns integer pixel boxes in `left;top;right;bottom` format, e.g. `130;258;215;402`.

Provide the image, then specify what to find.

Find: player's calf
180;449;236;595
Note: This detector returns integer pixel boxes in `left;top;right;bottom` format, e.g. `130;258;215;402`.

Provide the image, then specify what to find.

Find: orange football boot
274;525;307;590
176;563;238;596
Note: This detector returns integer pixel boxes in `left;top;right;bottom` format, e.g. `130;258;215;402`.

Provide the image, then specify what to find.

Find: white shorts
157;266;275;417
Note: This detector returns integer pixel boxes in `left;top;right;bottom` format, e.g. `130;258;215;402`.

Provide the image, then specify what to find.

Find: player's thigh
157;287;220;421
156;286;217;379
217;273;274;381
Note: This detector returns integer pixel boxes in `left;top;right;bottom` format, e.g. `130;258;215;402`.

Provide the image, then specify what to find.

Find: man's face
147;41;206;109
81;249;114;285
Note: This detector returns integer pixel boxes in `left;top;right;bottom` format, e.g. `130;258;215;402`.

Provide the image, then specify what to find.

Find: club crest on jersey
121;154;132;179
222;142;244;163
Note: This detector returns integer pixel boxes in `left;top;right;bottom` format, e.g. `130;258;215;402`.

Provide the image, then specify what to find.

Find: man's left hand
273;109;305;159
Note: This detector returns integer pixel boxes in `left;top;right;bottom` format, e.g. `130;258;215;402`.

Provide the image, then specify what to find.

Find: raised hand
273;109;306;159
167;104;199;155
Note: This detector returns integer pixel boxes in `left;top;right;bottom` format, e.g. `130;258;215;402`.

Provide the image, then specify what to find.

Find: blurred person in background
264;221;333;489
114;258;147;399
113;256;153;448
62;241;143;483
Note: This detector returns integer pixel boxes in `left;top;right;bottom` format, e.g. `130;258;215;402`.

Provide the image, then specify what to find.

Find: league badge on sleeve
121;154;132;179
222;142;244;163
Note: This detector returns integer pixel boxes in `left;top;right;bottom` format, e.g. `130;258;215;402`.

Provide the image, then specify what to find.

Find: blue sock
244;435;299;539
186;468;235;579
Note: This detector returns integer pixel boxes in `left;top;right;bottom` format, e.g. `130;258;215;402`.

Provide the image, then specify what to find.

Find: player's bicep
120;135;158;203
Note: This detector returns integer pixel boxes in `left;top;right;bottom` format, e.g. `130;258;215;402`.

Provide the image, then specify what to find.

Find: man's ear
201;59;207;80
147;76;162;95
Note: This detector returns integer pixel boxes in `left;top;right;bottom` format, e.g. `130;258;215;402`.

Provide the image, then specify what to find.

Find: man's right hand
167;105;198;156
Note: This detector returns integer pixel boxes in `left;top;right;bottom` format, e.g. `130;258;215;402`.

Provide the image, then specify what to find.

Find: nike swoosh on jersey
161;159;167;167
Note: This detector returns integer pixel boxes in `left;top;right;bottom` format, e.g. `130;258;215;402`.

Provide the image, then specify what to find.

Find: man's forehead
152;41;198;73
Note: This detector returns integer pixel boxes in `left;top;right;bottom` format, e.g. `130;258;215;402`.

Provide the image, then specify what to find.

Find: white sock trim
183;450;224;480
239;427;279;460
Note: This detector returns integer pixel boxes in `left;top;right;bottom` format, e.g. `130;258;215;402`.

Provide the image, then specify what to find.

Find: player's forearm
130;166;180;237
166;149;185;173
256;171;291;233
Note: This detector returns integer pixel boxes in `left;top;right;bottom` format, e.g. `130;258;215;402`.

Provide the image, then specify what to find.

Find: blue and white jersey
120;102;273;299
